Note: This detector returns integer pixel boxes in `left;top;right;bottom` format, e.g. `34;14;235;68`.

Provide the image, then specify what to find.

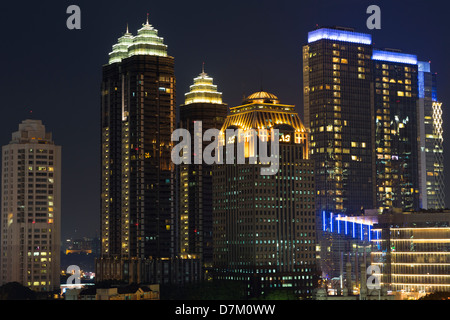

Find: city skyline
1;0;449;242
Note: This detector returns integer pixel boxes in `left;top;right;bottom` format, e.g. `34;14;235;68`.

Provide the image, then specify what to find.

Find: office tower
97;18;196;285
303;27;376;279
1;120;61;292
417;61;445;209
177;66;227;278
372;49;420;211
303;27;376;217
212;91;317;298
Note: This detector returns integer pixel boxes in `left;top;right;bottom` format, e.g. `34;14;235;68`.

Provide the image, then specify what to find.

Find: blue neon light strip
432;85;438;102
360;224;363;241
323;211;326;231
337;215;341;233
418;61;430;99
372;50;418;65
308;28;372;45
418;71;425;99
322;211;378;242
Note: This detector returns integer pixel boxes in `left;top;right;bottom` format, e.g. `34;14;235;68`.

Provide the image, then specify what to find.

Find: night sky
1;0;449;240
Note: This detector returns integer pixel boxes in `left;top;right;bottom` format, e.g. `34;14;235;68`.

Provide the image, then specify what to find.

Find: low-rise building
65;284;160;300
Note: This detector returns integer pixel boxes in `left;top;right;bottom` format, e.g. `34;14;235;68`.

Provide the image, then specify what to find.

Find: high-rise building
177;66;228;278
372;49;420;211
0;120;61;292
100;17;175;261
303;26;376;216
96;18;200;285
302;26;441;279
417;61;445;209
303;27;376;279
212;91;317;298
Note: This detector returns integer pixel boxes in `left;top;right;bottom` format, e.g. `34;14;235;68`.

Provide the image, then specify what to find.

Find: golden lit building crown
224;91;307;133
220;91;309;157
184;65;223;105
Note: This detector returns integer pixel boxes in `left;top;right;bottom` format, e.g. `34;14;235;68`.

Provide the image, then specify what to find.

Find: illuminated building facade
371;210;450;299
319;211;373;287
302;27;444;279
303;27;376;216
177;67;228;277
372;49;420;211
0;120;61;292
303;27;376;279
97;18;200;285
212;92;318;298
417;61;445;209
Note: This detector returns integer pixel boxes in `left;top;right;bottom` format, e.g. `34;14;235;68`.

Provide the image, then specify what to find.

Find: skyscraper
417;61;445;209
302;26;437;279
212;91;317;298
177;66;228;278
1;120;61;292
372;49;420;211
96;18;193;285
303;27;376;218
303;27;376;279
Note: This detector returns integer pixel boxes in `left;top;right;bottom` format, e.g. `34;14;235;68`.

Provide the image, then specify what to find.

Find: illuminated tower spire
184;65;223;105
178;67;227;279
108;15;168;64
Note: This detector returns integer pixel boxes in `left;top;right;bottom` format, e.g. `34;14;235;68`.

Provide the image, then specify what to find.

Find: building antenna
260;69;264;92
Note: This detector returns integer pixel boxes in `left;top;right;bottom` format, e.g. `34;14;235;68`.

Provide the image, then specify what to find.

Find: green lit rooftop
108;15;168;64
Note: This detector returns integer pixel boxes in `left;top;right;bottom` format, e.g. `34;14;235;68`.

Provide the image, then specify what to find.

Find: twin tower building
96;18;316;297
96;19;444;297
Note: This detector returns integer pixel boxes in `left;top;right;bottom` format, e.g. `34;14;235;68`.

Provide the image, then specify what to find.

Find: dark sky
1;0;449;240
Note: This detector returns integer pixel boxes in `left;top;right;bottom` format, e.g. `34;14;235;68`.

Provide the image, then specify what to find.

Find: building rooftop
108;15;168;64
243;91;280;104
